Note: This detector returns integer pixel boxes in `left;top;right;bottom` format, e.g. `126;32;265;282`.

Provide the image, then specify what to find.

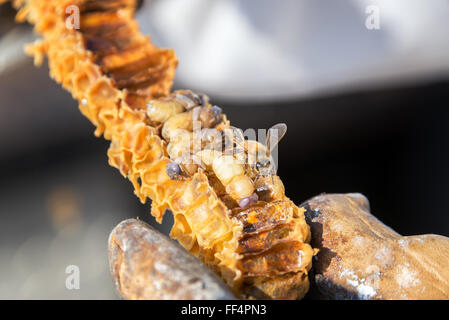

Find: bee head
256;156;276;175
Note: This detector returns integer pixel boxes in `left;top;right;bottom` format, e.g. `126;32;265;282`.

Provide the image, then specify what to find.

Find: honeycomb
6;0;316;299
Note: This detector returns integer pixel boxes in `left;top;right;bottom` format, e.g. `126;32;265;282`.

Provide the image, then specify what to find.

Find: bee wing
231;126;246;143
266;123;287;153
224;148;246;156
233;148;246;154
224;126;246;149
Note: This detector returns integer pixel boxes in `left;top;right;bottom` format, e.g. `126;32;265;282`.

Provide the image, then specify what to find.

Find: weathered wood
303;193;449;300
108;219;236;300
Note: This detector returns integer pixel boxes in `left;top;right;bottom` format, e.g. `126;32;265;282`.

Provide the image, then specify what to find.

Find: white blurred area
137;0;449;101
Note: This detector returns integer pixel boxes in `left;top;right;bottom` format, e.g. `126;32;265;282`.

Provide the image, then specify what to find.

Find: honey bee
198;123;287;208
226;123;287;177
222;123;288;204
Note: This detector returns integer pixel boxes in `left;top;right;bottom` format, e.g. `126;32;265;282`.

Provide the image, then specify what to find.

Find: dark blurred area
223;81;449;237
0;0;448;299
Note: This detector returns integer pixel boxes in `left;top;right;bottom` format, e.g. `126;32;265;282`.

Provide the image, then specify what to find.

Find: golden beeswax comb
5;0;316;299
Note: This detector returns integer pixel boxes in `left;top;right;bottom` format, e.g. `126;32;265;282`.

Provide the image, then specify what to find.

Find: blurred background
0;0;448;299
